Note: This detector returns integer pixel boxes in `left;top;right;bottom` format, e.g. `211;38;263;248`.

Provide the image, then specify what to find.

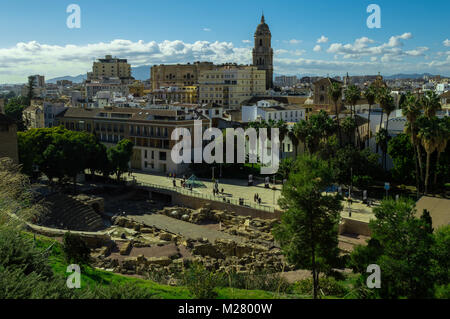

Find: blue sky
0;0;449;83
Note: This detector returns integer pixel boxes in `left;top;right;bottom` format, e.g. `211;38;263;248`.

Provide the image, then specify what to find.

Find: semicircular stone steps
38;193;105;232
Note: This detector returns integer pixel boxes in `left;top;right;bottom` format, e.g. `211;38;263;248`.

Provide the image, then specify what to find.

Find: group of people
213;187;224;196
254;193;262;205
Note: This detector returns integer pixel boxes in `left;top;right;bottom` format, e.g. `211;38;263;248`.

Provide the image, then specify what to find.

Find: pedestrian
258;198;261;205
221;188;224;194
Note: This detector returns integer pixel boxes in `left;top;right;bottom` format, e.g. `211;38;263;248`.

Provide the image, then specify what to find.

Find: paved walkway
129;213;244;243
126;171;376;222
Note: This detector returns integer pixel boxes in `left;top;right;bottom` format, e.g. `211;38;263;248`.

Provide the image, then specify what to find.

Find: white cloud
242;40;251;44
0;39;252;82
202;28;212;32
285;39;301;45
326;33;423;62
313;45;322;52
317;35;328;44
444;39;450;47
0;37;448;83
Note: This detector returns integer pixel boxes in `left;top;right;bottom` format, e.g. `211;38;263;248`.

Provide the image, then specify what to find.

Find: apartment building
88;55;132;80
198;64;266;109
0;113;19;163
55;106;208;175
85;77;130;99
150;86;198;104
150;62;215;90
22;100;67;129
242;100;307;123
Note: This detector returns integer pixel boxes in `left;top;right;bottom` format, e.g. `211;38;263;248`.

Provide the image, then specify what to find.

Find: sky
0;0;449;83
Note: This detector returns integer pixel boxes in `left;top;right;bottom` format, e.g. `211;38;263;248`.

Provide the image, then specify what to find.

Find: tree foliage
349;198;445;299
273;155;342;299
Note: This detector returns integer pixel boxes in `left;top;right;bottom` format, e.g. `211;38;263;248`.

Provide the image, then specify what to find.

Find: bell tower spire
252;14;273;90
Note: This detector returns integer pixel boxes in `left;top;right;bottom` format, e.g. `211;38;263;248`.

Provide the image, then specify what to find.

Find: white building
242;100;306;123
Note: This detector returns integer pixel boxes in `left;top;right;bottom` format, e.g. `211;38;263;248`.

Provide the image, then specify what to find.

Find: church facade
252;14;274;90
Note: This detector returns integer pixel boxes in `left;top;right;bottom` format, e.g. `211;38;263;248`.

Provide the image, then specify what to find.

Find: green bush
182;263;222;299
220;269;291;293
293;276;348;297
62;232;91;266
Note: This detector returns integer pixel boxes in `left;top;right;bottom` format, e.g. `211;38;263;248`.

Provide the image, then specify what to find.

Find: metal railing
135;181;275;213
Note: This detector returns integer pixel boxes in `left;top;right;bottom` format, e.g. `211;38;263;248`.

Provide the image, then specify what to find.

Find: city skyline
0;0;449;83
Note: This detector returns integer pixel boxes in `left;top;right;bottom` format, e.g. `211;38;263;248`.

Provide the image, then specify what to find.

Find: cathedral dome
255;15;271;34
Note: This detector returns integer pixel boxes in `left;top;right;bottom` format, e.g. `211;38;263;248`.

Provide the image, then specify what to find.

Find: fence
135;181;275;213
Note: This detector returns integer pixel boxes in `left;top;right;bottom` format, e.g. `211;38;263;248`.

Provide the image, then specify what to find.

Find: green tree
341;116;357;146
273;155;342;299
402;93;424;192
375;128;389;169
421;91;441;118
363;85;377;147
4;97;28;131
350;198;436;299
328;82;343;146
107;139;134;181
417;116;440;194
26;76;36;105
387;133;416;184
433;117;450;187
344;84;362;146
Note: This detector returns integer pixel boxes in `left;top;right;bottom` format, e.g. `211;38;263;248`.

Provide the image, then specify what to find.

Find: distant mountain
47;74;87;84
132;65;151;81
384;73;435;80
47;65;151;84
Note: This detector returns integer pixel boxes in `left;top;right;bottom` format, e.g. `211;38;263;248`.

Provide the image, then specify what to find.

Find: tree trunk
376;111;383;153
425;151;431;194
335;102;342;147
416;144;424;185
433;151;441;188
367;104;371;148
384;115;389;170
413;142;420;198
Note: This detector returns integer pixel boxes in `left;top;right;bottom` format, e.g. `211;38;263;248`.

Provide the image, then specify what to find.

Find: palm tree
421;91;442;118
341;116;357;146
364;86;376;147
417;116;439;194
344;85;362;147
288;127;299;159
433;117;450;187
402;93;424;192
328;82;343;147
375;128;389;169
376;88;396;168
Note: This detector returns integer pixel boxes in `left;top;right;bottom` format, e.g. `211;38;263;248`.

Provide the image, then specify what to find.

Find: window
159;152;166;161
144;150;148;159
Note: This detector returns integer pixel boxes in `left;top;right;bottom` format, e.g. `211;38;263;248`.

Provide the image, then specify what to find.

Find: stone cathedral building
252;14;274;90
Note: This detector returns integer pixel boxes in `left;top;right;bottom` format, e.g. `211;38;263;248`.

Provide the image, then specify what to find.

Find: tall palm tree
364;85;376;147
433;117;450;187
344;85;362;147
341;116;357;145
402;93;424;194
417;116;439;194
376;88;395;168
328;82;343;147
422;91;442;118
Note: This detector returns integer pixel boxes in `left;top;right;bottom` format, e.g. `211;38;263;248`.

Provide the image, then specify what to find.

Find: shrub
293;276;348;297
182;263;221;299
221;269;291;293
62;232;91;266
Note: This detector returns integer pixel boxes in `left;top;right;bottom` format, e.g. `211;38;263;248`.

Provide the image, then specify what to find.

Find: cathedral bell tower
252;14;274;90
